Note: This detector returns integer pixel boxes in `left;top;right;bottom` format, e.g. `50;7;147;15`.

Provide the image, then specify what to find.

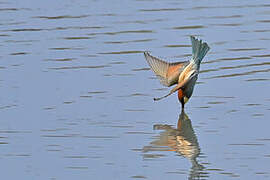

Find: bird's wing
144;52;187;87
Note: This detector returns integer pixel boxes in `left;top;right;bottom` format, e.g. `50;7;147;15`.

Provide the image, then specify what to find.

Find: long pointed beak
153;92;172;101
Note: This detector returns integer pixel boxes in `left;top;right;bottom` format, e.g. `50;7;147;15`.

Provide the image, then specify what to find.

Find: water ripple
104;38;154;44
203;56;252;64
211;23;242;27
44;58;75;62
206;68;270;79
228;48;265;51
164;44;191;48
173;25;205;30
49;65;110;70
63;36;92;40
189;15;243;20
139;8;183;12
33;15;90;19
88;30;154;36
99;50;144;55
0;8;30;11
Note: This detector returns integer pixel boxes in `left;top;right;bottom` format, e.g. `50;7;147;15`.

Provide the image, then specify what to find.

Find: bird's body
144;36;210;109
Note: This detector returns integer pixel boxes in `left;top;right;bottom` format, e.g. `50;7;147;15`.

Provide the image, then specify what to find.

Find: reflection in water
143;110;205;179
2;0;270;179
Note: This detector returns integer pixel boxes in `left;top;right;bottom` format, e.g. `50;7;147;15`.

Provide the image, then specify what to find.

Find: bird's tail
190;36;210;65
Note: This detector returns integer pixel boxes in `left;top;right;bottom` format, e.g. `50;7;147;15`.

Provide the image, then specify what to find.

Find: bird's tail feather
190;36;210;65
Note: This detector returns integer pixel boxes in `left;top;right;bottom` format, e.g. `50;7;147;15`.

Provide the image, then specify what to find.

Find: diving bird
144;36;210;109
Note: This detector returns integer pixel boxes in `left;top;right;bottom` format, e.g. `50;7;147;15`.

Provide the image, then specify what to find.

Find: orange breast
178;89;184;101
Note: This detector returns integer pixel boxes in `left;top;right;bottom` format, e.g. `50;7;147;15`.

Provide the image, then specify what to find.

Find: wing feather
144;52;187;87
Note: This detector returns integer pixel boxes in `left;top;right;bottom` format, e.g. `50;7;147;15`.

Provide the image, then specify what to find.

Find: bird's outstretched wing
144;52;188;87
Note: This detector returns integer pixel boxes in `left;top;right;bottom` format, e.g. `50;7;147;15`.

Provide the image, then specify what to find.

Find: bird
144;36;210;109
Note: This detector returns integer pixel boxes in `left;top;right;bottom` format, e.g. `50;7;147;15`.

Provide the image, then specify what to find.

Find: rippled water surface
0;0;270;179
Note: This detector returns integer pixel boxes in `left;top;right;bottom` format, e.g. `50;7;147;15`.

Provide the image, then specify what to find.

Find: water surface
0;0;270;179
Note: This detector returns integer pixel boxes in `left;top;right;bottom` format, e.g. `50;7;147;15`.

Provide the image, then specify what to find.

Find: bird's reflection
143;110;205;179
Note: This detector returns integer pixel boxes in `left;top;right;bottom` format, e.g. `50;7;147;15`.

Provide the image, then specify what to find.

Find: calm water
0;0;270;179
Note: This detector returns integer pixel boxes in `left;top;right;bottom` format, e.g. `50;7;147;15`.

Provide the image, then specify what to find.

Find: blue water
0;0;270;179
